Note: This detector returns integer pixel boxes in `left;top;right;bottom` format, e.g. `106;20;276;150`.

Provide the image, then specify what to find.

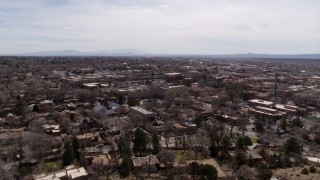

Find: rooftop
132;155;160;167
130;106;154;115
33;166;88;180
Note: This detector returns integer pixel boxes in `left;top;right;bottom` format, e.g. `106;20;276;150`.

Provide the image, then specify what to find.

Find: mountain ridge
2;50;320;59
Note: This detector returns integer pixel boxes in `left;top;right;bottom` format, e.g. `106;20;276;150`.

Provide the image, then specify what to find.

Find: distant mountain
4;50;320;59
18;49;148;56
216;53;320;59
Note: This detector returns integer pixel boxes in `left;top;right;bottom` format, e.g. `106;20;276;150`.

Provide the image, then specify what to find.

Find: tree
152;134;160;155
157;150;175;166
133;128;147;156
283;137;302;156
243;136;253;147
118;154;132;178
254;119;264;133
194;115;207;128
296;109;309;121
309;166;317;173
62;141;75;166
209;143;219;158
236;137;245;149
72;137;81;160
15;98;27;117
188;162;217;180
301;168;309;174
197;164;218;180
235;150;246;167
280;119;287;130
127;98;140;107
118;136;132;158
291;118;303;128
32;104;39;112
117;94;124;105
189;162;200;180
69;113;76;122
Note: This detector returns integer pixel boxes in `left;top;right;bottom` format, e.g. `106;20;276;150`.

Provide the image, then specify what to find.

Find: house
132;155;160;173
33;165;89;180
129;106;155;122
246;149;263;164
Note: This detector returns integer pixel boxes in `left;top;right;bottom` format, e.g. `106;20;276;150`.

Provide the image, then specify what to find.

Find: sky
0;0;319;54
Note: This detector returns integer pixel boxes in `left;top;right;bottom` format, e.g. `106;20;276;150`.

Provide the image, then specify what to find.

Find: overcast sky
0;0;319;54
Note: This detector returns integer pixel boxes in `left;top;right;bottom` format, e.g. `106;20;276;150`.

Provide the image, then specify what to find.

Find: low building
33;165;89;180
248;99;273;108
129;106;155;122
132;155;160;173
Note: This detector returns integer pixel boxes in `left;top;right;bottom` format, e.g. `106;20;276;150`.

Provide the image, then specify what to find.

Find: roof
40;100;54;104
248;99;273;106
246;149;262;159
130;106;154;115
132;155;159;167
33;166;88;180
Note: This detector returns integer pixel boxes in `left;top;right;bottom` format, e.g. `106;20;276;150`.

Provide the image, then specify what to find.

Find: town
0;56;320;180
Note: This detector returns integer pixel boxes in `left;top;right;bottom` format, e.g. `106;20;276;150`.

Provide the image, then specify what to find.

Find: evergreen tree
133;128;147;156
127;98;140;107
280;119;287;130
32;104;39;112
243;136;253;147
15;98;27;116
188;162;218;180
291;118;303;128
236;137;245;149
197;164;218;180
152;134;160;155
118;136;132;157
283;137;302;156
72;137;81;160
119;154;132;178
117;94;124;105
209;144;219;158
62;141;75;166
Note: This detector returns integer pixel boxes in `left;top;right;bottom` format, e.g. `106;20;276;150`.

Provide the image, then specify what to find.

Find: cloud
0;0;319;54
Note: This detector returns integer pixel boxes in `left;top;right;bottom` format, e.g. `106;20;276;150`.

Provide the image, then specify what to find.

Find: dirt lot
273;166;320;180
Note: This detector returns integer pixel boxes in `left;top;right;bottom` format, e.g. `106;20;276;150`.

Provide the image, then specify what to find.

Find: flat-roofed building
129;106;155;122
248;99;273;108
33;165;88;180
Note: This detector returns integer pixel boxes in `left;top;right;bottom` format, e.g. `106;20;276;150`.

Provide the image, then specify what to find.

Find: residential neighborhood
0;56;320;179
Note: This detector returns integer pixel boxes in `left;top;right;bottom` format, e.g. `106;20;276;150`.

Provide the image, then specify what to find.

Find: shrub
309;166;317;173
301;168;309;174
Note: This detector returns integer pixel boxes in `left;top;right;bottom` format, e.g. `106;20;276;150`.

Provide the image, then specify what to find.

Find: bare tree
190;129;209;160
28;117;47;133
157;150;176;166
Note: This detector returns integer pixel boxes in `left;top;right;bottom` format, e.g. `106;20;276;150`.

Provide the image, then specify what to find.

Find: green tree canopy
72;137;81;160
243;136;253;147
152;134;160;155
283;137;302;156
15;98;27;116
118;154;132;178
62;141;75;166
133;128;147;156
236;137;245;149
118;136;132;157
127;98;140;107
291;118;303;128
188;162;218;180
